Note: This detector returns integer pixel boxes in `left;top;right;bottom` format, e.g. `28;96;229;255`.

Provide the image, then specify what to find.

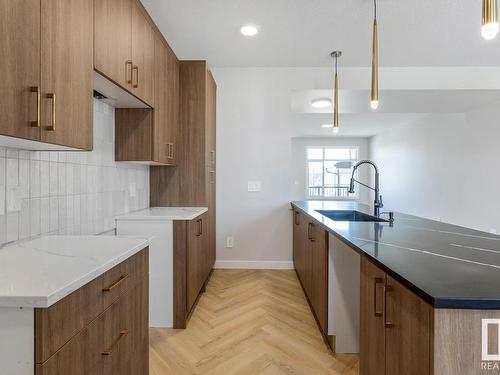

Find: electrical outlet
226;236;234;248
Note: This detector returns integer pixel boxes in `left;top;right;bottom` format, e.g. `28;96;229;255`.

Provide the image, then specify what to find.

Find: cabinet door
131;1;154;105
94;0;132;89
102;298;131;375
0;0;41;141
187;217;202;313
40;0;93;150
205;71;216;271
293;211;308;287
385;275;431;375
310;224;328;333
303;222;314;299
126;276;149;375
153;37;179;164
165;45;180;164
360;257;386;375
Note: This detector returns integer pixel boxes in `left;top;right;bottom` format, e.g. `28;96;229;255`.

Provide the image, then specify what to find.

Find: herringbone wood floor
150;269;359;375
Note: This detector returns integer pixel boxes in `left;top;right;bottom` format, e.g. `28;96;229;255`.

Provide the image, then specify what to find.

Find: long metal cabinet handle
308;222;316;242
30;87;41;128
196;219;203;237
384;284;394;327
294;211;300;226
373;277;384;317
46;93;56;131
126;60;133;84
102;274;129;292
101;329;129;355
132;65;139;88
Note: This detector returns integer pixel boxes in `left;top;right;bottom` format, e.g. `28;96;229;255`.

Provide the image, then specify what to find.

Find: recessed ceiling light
240;24;258;37
311;98;332;108
321;124;333;128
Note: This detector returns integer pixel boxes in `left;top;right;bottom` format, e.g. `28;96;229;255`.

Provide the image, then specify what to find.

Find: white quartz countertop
0;235;150;308
115;207;208;221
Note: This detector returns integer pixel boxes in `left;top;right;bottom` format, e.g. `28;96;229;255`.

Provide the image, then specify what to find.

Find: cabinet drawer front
35;249;148;363
36;295;133;375
35;275;103;363
36;302;104;375
102;249;148;310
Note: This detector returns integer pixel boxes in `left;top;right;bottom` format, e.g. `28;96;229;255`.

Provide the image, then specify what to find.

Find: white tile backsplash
0;99;150;246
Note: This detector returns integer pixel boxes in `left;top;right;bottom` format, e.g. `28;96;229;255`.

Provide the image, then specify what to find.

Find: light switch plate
247;181;262;192
226;236;234;248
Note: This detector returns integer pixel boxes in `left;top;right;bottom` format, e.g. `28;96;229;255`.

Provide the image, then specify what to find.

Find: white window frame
306;146;359;201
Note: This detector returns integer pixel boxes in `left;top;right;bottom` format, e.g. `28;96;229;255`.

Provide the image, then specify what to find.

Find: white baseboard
214;260;294;270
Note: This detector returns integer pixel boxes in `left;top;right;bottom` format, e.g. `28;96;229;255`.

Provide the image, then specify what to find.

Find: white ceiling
292;89;500;114
290;89;500;137
290;113;427;137
142;0;500;67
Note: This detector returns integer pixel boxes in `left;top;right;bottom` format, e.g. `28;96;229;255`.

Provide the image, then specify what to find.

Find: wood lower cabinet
360;256;432;375
360;256;387;375
187;213;209;313
310;222;328;333
292;209;328;335
0;0;93;150
35;248;149;375
173;213;211;328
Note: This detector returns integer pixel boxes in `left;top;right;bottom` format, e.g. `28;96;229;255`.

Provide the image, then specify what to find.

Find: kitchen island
292;200;500;375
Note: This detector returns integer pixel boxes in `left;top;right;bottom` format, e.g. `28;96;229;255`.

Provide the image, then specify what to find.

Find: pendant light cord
373;0;377;21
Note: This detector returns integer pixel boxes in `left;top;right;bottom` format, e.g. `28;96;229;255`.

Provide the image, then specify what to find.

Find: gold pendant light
371;0;379;110
331;51;342;134
482;0;499;40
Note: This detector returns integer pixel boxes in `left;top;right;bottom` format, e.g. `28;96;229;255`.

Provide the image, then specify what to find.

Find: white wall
370;101;500;233
212;67;370;265
0;99;149;246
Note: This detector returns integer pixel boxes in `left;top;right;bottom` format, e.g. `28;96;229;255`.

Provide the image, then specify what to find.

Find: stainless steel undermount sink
316;210;389;223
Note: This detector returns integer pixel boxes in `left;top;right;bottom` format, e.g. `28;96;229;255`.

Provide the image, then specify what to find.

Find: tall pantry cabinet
150;61;217;325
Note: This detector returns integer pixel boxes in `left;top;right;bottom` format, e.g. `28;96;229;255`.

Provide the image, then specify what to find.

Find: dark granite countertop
291;200;500;310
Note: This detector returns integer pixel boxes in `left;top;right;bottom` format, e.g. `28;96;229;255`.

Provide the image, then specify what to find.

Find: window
306;147;358;199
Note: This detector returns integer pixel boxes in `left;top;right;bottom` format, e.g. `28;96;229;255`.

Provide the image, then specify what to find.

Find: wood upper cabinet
94;0;154;106
153;36;179;165
131;1;155;106
115;35;179;165
360;257;432;375
0;0;92;150
94;0;132;89
0;0;41;141
40;0;93;150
